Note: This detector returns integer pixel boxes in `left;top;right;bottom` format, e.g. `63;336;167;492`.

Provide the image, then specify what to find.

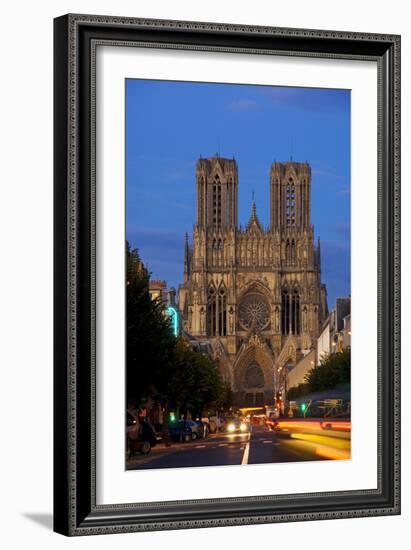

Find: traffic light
169;411;176;422
300;403;307;413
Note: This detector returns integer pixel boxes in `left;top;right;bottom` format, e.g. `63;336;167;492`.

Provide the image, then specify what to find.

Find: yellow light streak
290;432;351;450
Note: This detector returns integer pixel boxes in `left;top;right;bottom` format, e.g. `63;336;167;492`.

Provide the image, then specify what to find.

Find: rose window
238;293;270;331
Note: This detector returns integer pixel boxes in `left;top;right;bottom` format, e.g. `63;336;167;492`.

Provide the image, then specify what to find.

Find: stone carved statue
199;307;205;333
274;306;279;332
302;306;307;332
228;306;234;334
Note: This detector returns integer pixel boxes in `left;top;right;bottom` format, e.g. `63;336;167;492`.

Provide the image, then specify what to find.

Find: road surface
127;423;350;470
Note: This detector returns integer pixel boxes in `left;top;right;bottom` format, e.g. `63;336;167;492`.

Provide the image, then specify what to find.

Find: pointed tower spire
246;192;263;231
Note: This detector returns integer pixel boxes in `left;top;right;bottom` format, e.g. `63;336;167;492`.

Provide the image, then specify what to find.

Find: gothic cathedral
178;156;328;407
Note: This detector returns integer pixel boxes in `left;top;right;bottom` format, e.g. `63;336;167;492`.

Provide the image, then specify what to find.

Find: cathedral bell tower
270;161;311;230
196;156;238;229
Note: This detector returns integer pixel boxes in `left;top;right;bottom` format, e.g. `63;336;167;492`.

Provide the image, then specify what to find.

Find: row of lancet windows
206;284;302;337
211;175;233;227
211;238;297;264
211;237;299;261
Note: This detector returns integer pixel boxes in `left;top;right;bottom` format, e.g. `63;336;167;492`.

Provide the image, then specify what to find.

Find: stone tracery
179;156;328;406
238;293;270;332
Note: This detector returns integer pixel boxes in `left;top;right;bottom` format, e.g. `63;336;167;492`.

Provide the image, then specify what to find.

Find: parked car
194;420;209;439
126;410;157;457
152;422;164;443
169;420;192;442
183;419;204;439
208;416;218;433
209;415;224;433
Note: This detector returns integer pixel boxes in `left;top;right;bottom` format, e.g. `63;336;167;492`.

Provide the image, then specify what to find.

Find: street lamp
274;366;283;412
274;366;288;416
281;362;295;417
283;370;288;417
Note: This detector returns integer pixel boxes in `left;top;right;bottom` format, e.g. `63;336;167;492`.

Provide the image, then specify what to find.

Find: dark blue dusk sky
126;80;350;308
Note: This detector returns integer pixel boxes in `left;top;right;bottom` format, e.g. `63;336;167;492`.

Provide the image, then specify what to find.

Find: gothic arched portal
233;343;276;406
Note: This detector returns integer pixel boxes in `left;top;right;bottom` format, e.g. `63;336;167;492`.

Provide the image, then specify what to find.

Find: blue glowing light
166;306;179;337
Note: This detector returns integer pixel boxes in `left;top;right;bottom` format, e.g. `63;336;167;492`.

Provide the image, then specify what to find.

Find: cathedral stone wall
178;156;328;407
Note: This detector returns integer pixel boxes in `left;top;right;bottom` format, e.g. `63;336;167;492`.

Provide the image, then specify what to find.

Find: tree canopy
126;242;175;405
126;242;227;415
306;349;350;391
287;349;351;400
167;338;226;417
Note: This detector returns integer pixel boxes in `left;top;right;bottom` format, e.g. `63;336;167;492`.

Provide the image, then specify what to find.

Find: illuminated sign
166;306;179;337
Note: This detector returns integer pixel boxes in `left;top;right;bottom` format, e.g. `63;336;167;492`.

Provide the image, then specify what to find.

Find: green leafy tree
126;243;228;422
168;339;225;418
126;242;175;406
286;349;351;400
306;349;350;392
214;381;234;412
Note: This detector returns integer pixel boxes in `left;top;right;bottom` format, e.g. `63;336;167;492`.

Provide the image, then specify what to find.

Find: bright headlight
227;423;236;432
240;423;248;432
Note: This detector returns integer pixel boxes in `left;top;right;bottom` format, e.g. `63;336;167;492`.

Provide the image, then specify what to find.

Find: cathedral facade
178;156;328;407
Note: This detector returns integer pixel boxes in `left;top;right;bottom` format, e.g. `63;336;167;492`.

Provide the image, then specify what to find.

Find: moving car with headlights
224;417;250;433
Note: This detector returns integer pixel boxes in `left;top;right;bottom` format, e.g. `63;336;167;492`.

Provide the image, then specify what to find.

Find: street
127;423;351;470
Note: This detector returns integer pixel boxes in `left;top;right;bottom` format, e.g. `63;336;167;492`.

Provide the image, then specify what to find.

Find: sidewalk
126;433;220;469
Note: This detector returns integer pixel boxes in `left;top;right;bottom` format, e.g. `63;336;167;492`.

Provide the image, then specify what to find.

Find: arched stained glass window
212;175;221;226
207;283;227;336
218;285;227;336
207;285;216;336
281;286;300;335
285;238;296;264
286;178;295;226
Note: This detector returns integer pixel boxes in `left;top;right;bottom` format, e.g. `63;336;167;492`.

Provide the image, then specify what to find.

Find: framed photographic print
53;14;401;536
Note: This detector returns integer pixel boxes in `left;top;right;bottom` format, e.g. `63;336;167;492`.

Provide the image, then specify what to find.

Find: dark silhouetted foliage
287;349;350;400
126;242;175;405
126;242;226;416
